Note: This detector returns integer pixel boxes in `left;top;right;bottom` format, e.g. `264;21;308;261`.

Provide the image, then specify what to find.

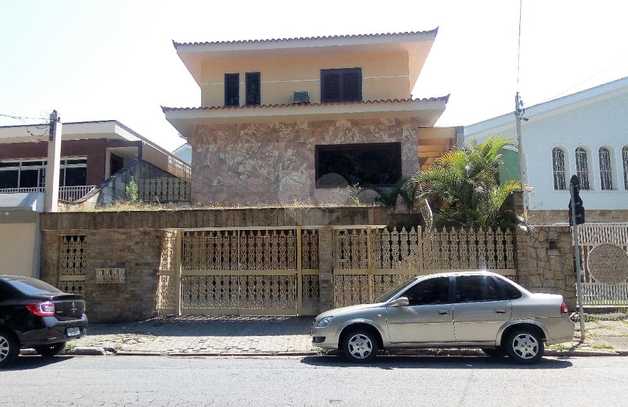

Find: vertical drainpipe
44;110;62;212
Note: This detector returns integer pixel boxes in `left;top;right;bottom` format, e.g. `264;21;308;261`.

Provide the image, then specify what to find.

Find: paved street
2;355;628;406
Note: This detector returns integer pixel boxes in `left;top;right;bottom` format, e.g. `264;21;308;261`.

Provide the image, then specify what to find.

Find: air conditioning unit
293;91;310;104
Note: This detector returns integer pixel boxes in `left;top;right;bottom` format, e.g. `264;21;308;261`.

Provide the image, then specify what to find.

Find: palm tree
412;137;521;229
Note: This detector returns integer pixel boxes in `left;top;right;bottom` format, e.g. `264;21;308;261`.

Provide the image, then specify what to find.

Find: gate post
174;230;183;316
296;226;303;315
318;226;334;311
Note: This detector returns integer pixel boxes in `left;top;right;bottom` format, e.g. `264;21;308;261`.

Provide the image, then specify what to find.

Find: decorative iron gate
576;223;628;306
332;226;517;307
162;228;320;316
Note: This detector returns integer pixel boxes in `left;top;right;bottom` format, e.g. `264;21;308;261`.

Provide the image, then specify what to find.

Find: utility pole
44;110;62;212
569;175;586;340
514;92;528;214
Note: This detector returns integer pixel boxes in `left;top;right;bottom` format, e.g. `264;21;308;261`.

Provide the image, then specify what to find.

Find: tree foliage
412;137;521;229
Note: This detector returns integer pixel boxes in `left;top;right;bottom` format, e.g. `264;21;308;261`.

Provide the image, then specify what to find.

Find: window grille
552;148;567;190
623;146;628;190
575;147;591;190
599;147;613;190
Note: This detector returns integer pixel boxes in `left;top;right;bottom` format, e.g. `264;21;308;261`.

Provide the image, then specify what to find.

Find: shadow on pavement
300;355;573;370
85;316;313;337
0;355;74;372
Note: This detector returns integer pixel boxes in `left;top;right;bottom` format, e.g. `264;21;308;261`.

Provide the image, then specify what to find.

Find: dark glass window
454;275;485;303
0;281;16;300
224;73;240;107
19;169;39;188
64;167;87;186
0;170;18;188
403;277;450;306
321;68;362;103
4;276;62;296
497;278;522;300
315;143;402;187
245;72;261;106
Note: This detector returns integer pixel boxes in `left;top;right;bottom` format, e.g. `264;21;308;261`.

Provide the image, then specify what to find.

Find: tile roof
172;29;438;48
162;96;449;113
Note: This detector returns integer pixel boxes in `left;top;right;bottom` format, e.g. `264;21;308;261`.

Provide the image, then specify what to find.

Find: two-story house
164;30;459;205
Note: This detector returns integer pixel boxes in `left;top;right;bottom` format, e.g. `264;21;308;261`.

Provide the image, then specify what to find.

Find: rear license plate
66;327;81;337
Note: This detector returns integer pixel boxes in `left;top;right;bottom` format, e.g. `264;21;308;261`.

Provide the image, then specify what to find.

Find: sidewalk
69;316;628;356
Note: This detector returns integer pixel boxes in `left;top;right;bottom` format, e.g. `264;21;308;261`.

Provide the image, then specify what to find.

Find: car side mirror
389;296;409;307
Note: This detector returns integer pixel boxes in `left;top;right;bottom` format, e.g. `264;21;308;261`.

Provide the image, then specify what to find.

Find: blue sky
1;0;627;151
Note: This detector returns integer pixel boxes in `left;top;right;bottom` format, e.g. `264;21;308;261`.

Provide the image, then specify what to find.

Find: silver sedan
312;271;574;363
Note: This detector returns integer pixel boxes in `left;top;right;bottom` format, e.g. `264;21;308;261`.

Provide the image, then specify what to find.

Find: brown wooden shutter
342;69;362;102
245;72;261;105
321;70;341;102
224;73;240;106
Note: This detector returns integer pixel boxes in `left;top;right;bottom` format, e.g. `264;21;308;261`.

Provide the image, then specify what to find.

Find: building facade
465;77;628;224
164;30;458;206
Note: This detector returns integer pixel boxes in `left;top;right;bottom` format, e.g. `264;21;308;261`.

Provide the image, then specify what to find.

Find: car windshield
3;277;62;296
374;277;416;303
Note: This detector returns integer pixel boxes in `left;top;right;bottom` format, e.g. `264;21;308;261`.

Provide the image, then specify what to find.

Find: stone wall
528;209;628;225
516;225;577;308
41;229;164;323
189;117;423;205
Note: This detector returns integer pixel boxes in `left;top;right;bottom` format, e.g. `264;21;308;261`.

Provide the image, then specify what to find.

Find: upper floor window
623;146;628;190
551;147;566;190
599;147;613;190
575;147;591;190
320;68;362;103
245;72;261;106
0;158;87;189
224;73;240;106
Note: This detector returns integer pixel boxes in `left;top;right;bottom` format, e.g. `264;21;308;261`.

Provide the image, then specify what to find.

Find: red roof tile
162;96;449;113
173;29;438;48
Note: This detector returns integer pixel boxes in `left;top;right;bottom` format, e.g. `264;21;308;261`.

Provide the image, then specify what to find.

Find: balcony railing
0;185;97;202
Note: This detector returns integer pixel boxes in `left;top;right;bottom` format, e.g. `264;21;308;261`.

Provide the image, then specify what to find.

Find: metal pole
514;92;528;214
569;184;586;340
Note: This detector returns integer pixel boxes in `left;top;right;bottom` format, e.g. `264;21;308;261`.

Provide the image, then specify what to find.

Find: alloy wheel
512;333;539;360
0;336;9;362
347;333;373;360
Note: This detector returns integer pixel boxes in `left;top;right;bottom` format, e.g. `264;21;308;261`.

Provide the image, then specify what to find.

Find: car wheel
34;342;66;357
0;331;19;368
482;348;506;358
505;328;544;364
341;330;378;363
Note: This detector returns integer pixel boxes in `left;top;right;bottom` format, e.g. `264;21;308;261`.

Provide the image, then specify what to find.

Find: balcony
0;185;97;202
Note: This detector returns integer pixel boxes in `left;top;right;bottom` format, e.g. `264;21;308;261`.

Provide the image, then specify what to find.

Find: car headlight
316;316;335;328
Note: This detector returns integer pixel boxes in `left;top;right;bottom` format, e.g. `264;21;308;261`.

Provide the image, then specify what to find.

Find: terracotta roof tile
173;29;438;48
162;96;449;113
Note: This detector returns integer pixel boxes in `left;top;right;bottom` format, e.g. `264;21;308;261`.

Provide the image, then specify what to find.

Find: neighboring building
465;77;628;224
173;143;192;165
164;30;458;205
0;119;190;278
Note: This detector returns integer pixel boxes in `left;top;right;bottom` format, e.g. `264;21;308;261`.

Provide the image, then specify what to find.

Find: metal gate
576;223;628;306
162;227;320;316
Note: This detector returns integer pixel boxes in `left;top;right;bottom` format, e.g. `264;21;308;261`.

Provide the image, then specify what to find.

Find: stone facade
528;209;628;225
516;225;577;308
189;117;422;206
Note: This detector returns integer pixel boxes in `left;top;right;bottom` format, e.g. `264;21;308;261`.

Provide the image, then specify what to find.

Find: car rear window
4;277;62;296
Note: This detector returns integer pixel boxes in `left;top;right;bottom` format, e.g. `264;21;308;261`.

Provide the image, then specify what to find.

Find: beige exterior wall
0;221;39;278
189;116;422;205
200;50;411;107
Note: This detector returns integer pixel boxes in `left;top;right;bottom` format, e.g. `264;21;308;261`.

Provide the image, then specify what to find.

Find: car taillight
25;301;55;317
560;302;569;314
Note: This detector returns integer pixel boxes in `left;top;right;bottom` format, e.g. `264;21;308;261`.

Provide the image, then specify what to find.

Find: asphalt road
1;355;627;407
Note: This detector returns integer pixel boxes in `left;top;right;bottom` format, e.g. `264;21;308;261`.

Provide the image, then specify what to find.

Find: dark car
0;275;88;368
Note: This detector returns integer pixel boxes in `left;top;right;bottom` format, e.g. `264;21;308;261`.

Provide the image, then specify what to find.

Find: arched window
575;147;591;190
623;146;628;190
599;147;613;190
552;147;567;190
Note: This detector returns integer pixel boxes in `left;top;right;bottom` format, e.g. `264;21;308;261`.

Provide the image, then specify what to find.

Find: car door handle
495;309;507;314
438;310;449;315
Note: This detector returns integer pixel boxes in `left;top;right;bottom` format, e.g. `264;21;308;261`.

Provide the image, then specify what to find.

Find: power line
515;0;524;91
0;112;48;122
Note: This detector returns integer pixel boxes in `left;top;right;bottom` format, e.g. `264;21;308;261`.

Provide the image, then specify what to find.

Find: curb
61;347;627;358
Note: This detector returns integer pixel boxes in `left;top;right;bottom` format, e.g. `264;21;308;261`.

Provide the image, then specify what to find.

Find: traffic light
568;175;585;226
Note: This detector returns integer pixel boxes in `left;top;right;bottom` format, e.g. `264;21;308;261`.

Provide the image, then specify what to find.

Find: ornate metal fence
576;223;628;306
332;226;517;307
157;228;320;316
57;235;87;294
138;177;191;203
